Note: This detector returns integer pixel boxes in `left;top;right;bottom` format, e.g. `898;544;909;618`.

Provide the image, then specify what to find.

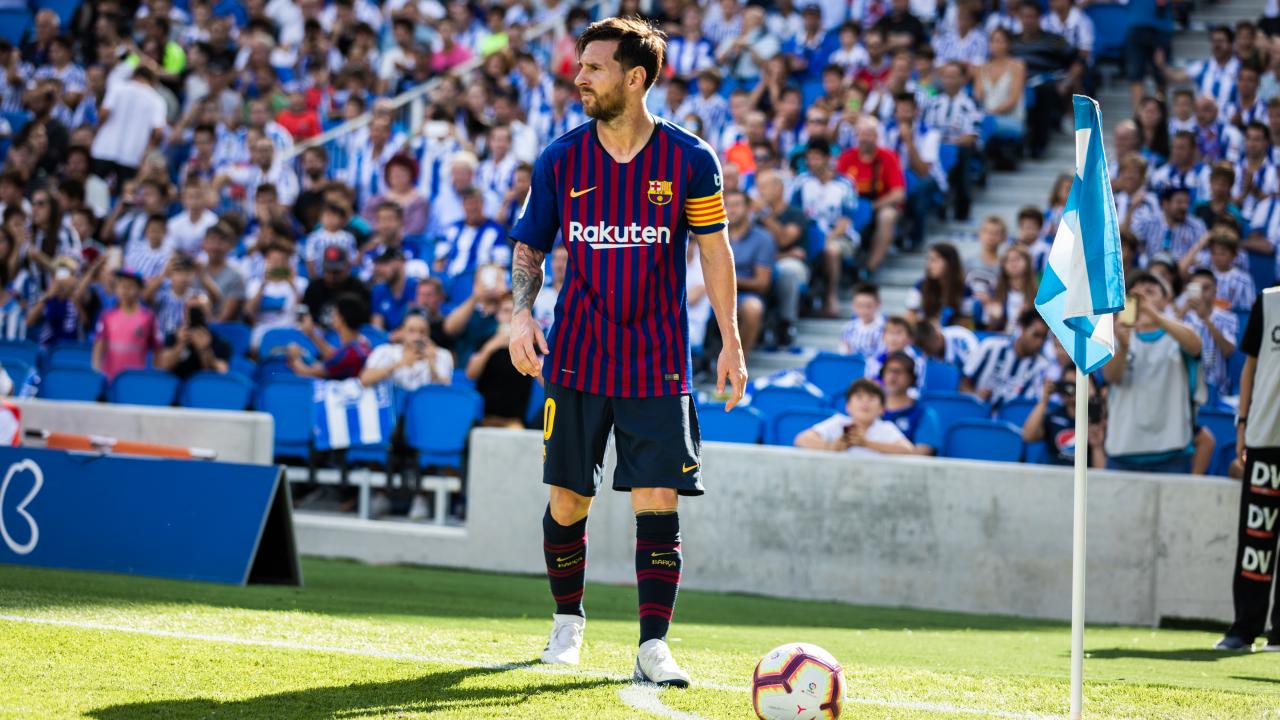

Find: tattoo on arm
511;242;546;313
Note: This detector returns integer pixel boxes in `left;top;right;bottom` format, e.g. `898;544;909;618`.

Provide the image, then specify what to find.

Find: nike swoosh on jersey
569;186;597;198
682;463;699;473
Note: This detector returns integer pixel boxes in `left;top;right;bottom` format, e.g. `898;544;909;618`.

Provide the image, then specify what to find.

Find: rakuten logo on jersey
567;221;671;249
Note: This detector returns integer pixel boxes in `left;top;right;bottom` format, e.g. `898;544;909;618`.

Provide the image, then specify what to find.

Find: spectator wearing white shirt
931;1;987;70
533;244;568;335
490;92;539;164
429;152;501;237
246;243;309;350
840;283;886;357
1193;96;1244;164
89;64;167;186
668;6;716;79
795;378;914;455
1041;0;1094;61
213;136;300;217
343;115;404;210
476;125;520;201
790;141;860;317
926;61;982;221
530;76;588;146
165;181;219;258
305;203;358;277
960;309;1054;408
1233;122;1279;217
1149;131;1211;203
1161;26;1240;116
886;92;944;249
1224;64;1268;128
1178;269;1239;400
1114;153;1161;233
1133;187;1211;268
435;188;510;282
125;214;174;281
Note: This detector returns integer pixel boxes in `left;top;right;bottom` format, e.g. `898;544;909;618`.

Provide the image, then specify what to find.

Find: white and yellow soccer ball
751;642;845;720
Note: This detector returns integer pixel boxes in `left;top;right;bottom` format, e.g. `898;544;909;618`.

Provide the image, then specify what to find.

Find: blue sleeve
509;152;561;253
915;408;943;450
686;144;727;234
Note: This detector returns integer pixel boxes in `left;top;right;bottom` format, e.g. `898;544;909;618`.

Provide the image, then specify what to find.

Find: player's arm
507;153;558;378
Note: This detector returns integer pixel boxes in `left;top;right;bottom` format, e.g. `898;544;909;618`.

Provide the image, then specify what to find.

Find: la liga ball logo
647;179;672;205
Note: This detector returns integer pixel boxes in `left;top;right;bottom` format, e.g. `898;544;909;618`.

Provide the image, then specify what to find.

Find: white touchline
618;685;708;720
0;614;1059;720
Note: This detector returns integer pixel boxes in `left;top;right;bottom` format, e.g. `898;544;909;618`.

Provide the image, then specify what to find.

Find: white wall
15;399;275;465
297;429;1241;626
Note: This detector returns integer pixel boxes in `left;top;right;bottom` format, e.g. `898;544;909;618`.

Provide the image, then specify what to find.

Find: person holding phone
156;295;230;379
1022;370;1107;468
245;242;308;350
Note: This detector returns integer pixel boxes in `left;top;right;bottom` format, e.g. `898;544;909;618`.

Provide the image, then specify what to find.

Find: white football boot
633;638;691;688
541;613;585;665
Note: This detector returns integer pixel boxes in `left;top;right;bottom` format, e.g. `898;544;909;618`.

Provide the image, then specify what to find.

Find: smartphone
269;266;291;279
1118;295;1138;326
188;306;206;328
1185;283;1202;300
295;304;309;323
480;265;501;290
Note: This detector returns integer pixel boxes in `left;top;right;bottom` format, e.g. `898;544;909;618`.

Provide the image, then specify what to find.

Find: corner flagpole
1069;335;1089;719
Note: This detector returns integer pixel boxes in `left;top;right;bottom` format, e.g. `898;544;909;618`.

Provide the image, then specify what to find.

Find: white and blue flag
312;379;394;451
1034;96;1127;374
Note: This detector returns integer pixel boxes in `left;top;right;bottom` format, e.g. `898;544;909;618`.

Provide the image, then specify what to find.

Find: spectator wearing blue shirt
434;188;511;284
370;247;419;332
879;350;942;456
726;191;776;357
784;4;839;86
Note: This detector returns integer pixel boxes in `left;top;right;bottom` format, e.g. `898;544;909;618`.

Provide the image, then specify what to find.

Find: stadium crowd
0;0;1276;515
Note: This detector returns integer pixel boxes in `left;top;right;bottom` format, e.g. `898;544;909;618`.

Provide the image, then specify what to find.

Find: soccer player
506;17;747;687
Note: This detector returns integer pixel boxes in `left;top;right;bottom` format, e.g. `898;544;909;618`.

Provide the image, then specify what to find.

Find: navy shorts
541;383;704;497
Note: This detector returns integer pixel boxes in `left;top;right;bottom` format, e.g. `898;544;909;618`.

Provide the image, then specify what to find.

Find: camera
187;306;206;329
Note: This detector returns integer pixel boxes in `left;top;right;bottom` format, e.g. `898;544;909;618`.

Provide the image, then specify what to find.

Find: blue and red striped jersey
511;118;726;398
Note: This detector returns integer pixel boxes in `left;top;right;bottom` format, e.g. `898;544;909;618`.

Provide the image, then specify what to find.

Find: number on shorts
543;398;556;441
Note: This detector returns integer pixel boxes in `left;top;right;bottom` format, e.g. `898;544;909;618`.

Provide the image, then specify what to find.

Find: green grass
0;558;1277;719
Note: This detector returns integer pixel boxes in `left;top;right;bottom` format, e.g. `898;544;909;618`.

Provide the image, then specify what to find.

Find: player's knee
632;487;678;515
549;488;592;525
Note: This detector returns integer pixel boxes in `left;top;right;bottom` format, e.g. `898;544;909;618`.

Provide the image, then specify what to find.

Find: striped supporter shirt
962;334;1053;407
510;118;726;398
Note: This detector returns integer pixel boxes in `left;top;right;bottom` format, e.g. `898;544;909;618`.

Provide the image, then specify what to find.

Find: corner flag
1034;95;1126;374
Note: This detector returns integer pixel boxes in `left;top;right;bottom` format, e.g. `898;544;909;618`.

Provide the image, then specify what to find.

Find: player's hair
844;378;885;404
1209;160;1236;184
575;17;666;90
334;293;371;331
853;282;880;301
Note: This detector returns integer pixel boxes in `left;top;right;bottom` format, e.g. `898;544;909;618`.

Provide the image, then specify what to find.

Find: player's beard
581;84;626;123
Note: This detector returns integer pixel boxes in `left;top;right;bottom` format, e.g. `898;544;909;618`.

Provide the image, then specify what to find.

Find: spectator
864;314;925;383
125;214;174;281
931;0;987;70
1177;268;1238;400
1225;63;1266;129
360;155;429;237
1159;25;1240;114
1191;161;1245;236
966;216;1007;296
465;291;532;428
305;202;358;278
875;0;927;51
837;116;904;274
155;294;231;379
165;181;218;258
925;61;981;220
214;135;301;218
1102;271;1203;473
795;378;914;455
289;293;372;380
1021;368;1107;468
1181;231;1254;308
1121;0;1174;112
722;190;775;356
754;169;809;346
144;254;206;337
92;269;162;380
841;283;886;357
878;350;942;456
246;242;308;350
435;187;510;284
1192;95;1242;164
1168;88;1197;135
973;27;1026;170
790;140;859;317
275;89;322;142
960;309;1053;407
370;248;419;332
533;245;568;335
975;246;1038;334
885;92;944;250
717;5;781;91
1233;122;1278;217
25;256;81;346
1011;2;1076;159
201;222;246;323
1133;187;1209;268
906;242;970;326
442;265;506;366
1135;96;1172;165
302;246;371;329
360;311;453;391
88;65;167;188
1152;135;1212;208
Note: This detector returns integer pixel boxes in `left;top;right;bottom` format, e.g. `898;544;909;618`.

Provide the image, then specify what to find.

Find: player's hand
716;341;747;411
509;309;548;378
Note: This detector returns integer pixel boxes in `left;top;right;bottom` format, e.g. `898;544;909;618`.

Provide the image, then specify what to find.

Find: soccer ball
751;643;845;720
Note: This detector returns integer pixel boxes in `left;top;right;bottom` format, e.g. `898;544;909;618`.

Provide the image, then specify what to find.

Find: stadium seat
696;404;764;444
1247;252;1276;298
1209;441;1237;477
923;358;961;392
1;359;33;389
0;9;32;44
1226;349;1246;396
0;340;39;369
1;111;31;137
180;371;253;411
38;367;105;402
1024;441;1050;465
749;386;826;420
921;391;990;436
943;419;1023;462
403;385;484;471
768;408;835;447
1196;407;1236;455
109;369;180;407
47;343;93;371
995;398;1038;429
451;367;475;390
229;355;256;379
258;328;317;361
255;376;314;461
804;352;865;400
209;322;251;359
1234;309;1250;344
1085;3;1131;67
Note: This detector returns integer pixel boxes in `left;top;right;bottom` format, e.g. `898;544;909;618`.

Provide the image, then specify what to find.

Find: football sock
543;505;587;617
635;510;681;645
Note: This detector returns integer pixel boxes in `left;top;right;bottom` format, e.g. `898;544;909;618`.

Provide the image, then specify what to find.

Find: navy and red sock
636;511;682;644
543;505;587;617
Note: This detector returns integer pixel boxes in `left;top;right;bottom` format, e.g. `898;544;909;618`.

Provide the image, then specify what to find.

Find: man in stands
960;309;1053;408
1177;268;1238;401
925;61;981;220
753;169;808;348
1021;367;1107;468
837;116;904;275
725;191;774;357
790;140;859;317
370;248;418;333
303;246;370;330
1133;187;1209;267
885;92;944;251
435;187;510;285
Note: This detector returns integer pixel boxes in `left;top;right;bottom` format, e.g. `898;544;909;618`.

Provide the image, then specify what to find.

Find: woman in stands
973;27;1026;169
975;246;1039;334
1134;96;1171;166
359;154;429;236
1040;173;1073;245
905;242;972;328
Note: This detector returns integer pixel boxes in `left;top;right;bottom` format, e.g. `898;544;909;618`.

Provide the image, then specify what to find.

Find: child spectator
144;254;205;337
124;214;173;281
289;293;372;380
906;242;971;326
25;257;81;346
840;283;886;357
878;350;942;456
1012;205;1051;271
92;269;162;380
305;202;358;278
864;314;925;388
975;246;1038;334
966;216;1007;297
1178;269;1238;401
795;378;914;456
246;243;308;349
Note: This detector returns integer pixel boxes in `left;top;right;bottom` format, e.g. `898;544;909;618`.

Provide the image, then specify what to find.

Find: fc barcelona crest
647;179;672;205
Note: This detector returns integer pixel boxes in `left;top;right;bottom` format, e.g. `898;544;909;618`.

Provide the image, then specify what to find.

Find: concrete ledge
295;428;1240;626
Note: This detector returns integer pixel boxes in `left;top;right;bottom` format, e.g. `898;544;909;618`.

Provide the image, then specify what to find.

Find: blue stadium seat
1024;441;1050;465
1085;3;1130;66
255;376;314;461
1;359;32;389
47;343;93;371
0;340;39;369
995;398;1038;429
1196;407;1236;455
360;324;390;347
1;111;31;137
749;385;826;420
209;322;251;359
921;391;991;436
804;352;865;400
451;367;475;390
109;369;180;407
258;327;316;361
1209;442;1237;477
1234;309;1250;344
923;358;961;392
696;404;764;444
1248;252;1276;297
0;10;32;44
943;419;1023;462
229;355;257;379
1226;349;1246;396
180;371;253;411
38;367;105;401
34;0;82;27
768;409;834;447
403;233;434;260
403;385;483;471
939;143;959;172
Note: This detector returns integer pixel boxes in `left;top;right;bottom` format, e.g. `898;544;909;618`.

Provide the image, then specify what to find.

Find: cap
114;268;144;285
375;246;405;263
322;245;349;272
802;2;822;14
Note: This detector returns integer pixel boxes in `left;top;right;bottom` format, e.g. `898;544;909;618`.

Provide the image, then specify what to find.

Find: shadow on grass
86;663;616;720
1086;647;1244;662
0;558;1063;633
1233;676;1280;685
